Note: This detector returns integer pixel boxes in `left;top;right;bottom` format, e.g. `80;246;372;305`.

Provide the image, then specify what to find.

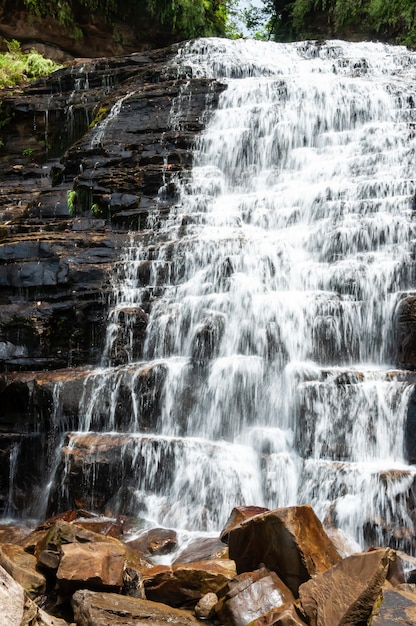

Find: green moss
89;106;109;129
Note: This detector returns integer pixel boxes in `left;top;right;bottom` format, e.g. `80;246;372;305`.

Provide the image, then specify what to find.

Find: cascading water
59;38;416;550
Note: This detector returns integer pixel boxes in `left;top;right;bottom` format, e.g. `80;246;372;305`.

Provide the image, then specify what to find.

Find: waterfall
63;38;416;549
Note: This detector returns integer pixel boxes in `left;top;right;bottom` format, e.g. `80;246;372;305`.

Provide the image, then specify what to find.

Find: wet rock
395;295;416;369
126;527;178;556
216;566;295;626
71;589;200;626
405;386;416;464
173;536;228;565
0;543;46;596
53;431;176;515
227;505;340;596
0;42;224;518
298;547;395;626
371;587;416;625
0;523;32;544
143;559;236;607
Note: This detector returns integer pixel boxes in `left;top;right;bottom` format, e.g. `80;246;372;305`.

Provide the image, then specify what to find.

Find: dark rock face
396;295;416;370
0;45;224;517
0;2;190;60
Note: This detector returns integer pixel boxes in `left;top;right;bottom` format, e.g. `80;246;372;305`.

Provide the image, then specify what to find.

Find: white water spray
69;38;416;548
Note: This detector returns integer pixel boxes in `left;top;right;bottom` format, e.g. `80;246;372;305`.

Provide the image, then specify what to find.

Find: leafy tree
18;0;228;40
246;0;416;44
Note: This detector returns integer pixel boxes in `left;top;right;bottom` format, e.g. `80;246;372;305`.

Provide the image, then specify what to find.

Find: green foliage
263;0;416;44
0;39;62;88
67;190;79;216
90;202;104;217
146;0;227;37
366;0;416;44
22;148;34;157
20;0;227;40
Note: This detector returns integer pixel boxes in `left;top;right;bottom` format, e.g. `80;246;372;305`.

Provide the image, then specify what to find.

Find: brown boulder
195;592;218;619
298;547;395;626
72;589;200;626
216;566;295;626
32;520;124;565
227;505;340;595
144;559;236;607
56;541;126;594
220;506;270;543
0;543;46;596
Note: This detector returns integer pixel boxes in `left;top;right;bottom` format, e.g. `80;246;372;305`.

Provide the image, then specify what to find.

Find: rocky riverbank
1;504;416;625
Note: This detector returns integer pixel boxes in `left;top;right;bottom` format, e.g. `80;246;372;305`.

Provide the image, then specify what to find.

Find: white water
68;39;416;548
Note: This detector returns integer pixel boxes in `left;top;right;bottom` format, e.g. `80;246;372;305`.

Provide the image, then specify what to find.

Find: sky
232;0;265;36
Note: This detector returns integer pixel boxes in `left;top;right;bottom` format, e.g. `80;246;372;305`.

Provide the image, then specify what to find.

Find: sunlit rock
143;559;236;607
56;541;126;594
298;548;395;626
72;589;200;626
0;544;46;596
227;505;340;596
216;566;295;626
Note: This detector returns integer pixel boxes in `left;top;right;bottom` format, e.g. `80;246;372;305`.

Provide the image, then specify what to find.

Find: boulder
249;604;308;626
126;527;178;556
0;563;25;626
72;589;200;626
216;566;295;626
220;506;270;543
298;547;395;626
0;543;46;595
143;559;236;607
371;587;416;625
227;505;340;595
173;536;228;564
194;592;218;619
56;541;126;594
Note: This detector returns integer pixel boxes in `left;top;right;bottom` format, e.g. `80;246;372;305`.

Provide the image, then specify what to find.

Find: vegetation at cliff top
2;0;415;60
0;39;62;89
247;0;416;44
20;0;228;39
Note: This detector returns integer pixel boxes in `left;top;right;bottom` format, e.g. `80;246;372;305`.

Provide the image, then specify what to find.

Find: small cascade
55;38;416;550
4;442;20;518
90;91;135;149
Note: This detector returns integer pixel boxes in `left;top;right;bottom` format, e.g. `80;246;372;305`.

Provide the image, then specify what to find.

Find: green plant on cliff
67;190;79;216
0;39;61;88
146;0;227;37
19;0;228;40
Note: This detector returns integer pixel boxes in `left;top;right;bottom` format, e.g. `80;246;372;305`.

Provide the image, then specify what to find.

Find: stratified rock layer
0;44;224;517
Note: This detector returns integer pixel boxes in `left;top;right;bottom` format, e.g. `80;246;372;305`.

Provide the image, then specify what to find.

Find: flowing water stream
58;38;416;550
